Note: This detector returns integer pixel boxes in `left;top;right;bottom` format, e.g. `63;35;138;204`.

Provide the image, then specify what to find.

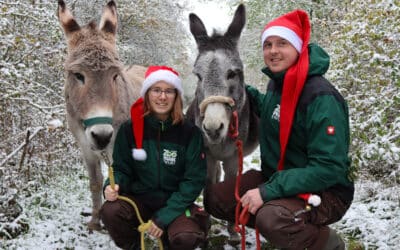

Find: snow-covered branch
0;127;44;168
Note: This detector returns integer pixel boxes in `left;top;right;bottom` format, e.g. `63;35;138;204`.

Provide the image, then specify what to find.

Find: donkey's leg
82;148;103;231
206;156;220;184
222;157;241;245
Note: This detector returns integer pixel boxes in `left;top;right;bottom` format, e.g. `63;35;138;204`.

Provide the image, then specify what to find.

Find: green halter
82;117;113;128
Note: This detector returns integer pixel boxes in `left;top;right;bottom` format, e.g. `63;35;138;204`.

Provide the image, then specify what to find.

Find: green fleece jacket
246;43;354;203
104;115;207;229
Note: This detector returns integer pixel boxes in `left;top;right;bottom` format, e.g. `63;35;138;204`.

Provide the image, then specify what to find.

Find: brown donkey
58;0;145;230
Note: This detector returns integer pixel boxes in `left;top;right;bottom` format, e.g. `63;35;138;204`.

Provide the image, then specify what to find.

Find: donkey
58;0;145;231
186;4;259;243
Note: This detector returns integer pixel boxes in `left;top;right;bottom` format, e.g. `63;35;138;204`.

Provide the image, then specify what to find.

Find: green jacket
246;43;354;203
104;115;207;229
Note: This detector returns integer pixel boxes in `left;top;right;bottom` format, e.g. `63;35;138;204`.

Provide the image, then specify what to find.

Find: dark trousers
100;194;210;250
204;170;351;250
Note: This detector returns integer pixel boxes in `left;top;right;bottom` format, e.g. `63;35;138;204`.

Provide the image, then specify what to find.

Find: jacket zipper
157;121;164;189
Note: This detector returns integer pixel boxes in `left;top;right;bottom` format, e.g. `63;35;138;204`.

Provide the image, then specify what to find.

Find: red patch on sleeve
327;126;335;135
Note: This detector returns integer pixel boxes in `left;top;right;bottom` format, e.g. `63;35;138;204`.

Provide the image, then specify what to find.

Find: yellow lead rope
107;162;163;250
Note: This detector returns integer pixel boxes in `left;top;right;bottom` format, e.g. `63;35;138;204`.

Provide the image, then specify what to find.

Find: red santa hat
297;193;321;207
261;10;307;52
130;97;147;161
140;65;183;97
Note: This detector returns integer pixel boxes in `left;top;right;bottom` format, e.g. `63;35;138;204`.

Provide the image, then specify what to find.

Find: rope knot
138;220;153;232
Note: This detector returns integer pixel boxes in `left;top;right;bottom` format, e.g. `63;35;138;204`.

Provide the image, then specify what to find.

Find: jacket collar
145;114;173;132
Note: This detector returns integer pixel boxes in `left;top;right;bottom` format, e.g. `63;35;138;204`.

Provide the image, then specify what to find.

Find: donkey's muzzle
91;130;113;150
82;116;114;150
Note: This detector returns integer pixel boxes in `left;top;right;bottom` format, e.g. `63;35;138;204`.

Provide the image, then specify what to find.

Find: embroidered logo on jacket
271;104;280;121
163;149;177;165
327;126;335;135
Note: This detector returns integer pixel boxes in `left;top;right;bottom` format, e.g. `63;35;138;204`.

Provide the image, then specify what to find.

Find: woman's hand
148;222;164;238
240;188;263;214
104;184;119;201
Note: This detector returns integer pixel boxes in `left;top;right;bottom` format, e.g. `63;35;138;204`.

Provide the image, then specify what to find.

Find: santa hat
140;65;183;97
262;11;320;206
130;97;147;161
261;10;308;52
297;193;321;207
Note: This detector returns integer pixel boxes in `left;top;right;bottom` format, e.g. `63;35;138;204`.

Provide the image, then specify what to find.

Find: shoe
323;228;345;250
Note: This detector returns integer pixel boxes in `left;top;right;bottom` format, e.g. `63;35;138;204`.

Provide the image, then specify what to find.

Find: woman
100;66;209;250
204;10;354;250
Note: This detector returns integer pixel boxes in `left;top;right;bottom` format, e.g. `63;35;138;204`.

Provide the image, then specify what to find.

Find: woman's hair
143;90;184;124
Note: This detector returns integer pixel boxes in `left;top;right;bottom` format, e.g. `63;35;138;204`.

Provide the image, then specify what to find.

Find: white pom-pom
308;194;321;207
132;148;147;161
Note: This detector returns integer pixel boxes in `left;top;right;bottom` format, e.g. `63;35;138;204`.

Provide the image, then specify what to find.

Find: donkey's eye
74;73;85;83
227;70;236;80
113;74;118;81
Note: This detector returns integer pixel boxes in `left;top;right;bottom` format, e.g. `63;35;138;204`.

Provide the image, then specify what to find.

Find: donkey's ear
225;4;246;41
189;13;209;43
99;1;118;39
58;0;81;37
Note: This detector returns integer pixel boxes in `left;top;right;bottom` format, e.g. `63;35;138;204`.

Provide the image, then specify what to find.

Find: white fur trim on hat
308;194;321;207
140;70;183;97
261;26;303;52
132;148;147;161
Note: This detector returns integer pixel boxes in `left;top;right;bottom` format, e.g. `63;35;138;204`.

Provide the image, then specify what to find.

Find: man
204;10;354;250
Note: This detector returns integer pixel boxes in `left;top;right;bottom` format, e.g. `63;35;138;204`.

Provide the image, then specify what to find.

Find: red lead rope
229;111;261;250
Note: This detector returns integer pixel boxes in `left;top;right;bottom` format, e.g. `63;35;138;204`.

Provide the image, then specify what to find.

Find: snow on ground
333;179;400;250
1;148;399;249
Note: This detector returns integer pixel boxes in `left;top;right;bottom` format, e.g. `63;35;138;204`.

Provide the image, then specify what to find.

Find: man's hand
148;221;163;238
240;188;263;214
104;184;119;201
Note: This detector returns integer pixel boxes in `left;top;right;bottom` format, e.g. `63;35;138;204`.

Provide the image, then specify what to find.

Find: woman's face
263;36;299;73
147;81;177;120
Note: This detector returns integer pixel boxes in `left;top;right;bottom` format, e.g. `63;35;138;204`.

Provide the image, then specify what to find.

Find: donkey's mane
196;32;237;52
67;38;121;71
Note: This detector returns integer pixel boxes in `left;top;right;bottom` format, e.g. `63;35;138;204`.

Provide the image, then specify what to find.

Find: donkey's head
189;4;246;145
58;0;122;151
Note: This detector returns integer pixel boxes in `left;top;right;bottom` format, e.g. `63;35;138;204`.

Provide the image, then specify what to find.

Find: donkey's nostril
203;124;223;141
91;131;113;149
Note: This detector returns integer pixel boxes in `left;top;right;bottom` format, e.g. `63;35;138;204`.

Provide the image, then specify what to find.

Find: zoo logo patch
163;149;177;165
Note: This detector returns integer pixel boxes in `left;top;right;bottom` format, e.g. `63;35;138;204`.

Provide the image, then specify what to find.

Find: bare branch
0;127;44;168
0;90;29;101
18;130;31;171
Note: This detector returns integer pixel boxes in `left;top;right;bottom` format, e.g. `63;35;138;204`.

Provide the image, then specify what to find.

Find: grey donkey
186;4;259;244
